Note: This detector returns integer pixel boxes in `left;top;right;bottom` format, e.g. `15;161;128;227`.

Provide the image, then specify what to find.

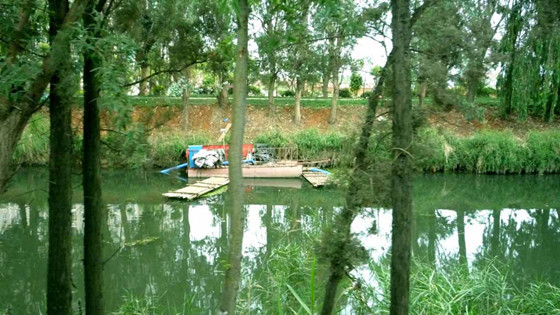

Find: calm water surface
1;169;559;313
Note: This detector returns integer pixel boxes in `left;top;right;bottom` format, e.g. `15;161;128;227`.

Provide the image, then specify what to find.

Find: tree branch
122;59;206;87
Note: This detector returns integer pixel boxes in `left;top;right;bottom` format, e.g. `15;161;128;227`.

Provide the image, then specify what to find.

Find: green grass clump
459;131;528;174
148;132;210;167
255;129;348;160
13;113;50;165
526;130;560;174
414;128;558;174
349;259;560;314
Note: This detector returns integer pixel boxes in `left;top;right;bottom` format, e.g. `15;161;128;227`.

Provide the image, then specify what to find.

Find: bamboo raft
302;171;330;188
163;176;229;200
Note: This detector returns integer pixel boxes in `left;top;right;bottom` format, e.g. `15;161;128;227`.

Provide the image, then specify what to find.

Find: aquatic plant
347;258;560;314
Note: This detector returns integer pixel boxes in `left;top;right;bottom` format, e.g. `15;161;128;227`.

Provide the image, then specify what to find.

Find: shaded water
1;169;559;313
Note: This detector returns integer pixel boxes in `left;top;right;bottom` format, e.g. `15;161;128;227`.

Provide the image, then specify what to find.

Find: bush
338;88;352;98
193;86;214;95
361;91;373;99
280;90;295;97
248;85;262;96
477;85;497;97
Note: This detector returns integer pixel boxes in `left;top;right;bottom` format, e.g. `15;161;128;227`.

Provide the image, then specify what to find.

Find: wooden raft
163;177;229;200
302;171;330;188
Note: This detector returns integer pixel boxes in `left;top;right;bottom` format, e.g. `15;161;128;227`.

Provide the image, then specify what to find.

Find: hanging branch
122;59;206;87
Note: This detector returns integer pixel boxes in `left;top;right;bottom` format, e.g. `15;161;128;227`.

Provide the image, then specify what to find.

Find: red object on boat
203;144;254;159
185;144;254;165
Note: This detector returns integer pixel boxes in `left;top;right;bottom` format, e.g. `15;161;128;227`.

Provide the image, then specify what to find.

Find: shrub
281;90;295;97
338;88;352;98
361;91;373;99
248;85;262;96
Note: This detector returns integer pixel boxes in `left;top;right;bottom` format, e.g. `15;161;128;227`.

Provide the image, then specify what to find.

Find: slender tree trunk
294;78;303;124
47;1;73;314
490;209;501;256
219;0;249;313
466;62;483;104
82;1;105;313
267;75;276;113
182;69;192;128
319;2;434;313
329;36;342;125
218;75;229;107
427;210;436;265
418;78;427;107
457;210;467;270
139;63;149;96
329;67;339;124
390;0;413;314
322;71;330;98
503;3;521;115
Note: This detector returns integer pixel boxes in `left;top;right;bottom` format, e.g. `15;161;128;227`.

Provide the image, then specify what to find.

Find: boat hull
187;164;303;178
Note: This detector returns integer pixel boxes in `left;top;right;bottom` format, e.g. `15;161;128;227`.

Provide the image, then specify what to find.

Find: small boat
185;144;303;178
187;160;303;178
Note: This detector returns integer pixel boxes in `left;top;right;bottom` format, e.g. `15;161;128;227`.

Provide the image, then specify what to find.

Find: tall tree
82;0;107;313
461;0;503;103
0;0;88;193
284;0;312;124
219;0;249;313
390;0;413;314
319;2;434;314
255;0;286;112
47;0;75;313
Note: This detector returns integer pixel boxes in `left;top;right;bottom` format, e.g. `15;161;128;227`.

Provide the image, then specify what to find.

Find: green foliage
361;91;373;99
338;88;352;98
255;129;347;160
477;86;497;98
248;85;262;96
13;112;50;165
281;90;296;97
149;132;211;167
350;259;560;314
349;73;363;95
416;128;560;174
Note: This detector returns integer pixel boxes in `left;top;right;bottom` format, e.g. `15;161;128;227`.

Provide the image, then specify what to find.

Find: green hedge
416;129;560;174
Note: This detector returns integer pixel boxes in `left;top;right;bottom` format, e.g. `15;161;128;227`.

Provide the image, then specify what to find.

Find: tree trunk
267;75;276;113
319;2;433;313
329;36;342;125
219;0;249;313
294;78;303;124
490;209;501;257
0;111;32;193
322;71;330;98
418;79;427;107
218;76;229;107
329;67;339;124
82;1;105;313
503;3;521;115
182;69;192;128
47;1;73;314
390;0;413;314
457;210;467;270
139;63;149;96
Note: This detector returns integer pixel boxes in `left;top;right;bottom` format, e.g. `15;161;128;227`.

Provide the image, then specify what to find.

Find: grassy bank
416;128;560;174
72;95;501;109
113;257;560;314
13;110;560;174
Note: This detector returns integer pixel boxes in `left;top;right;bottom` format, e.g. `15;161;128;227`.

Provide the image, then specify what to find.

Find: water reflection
0;169;559;313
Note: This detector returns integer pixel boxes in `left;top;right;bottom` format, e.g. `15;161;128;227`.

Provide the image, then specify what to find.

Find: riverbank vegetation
14;111;560;175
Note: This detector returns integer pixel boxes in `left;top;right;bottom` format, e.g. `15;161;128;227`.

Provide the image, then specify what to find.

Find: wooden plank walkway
163;176;229;200
302;171;330;188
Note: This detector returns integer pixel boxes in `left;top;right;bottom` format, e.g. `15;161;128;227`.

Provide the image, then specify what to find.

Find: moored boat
187;160;303;178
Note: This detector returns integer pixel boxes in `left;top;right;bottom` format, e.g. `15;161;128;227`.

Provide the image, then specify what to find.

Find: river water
1;168;559;313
